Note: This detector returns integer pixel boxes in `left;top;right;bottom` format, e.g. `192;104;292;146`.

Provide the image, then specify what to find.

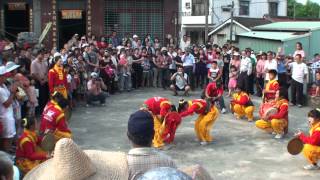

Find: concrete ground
69;88;320;180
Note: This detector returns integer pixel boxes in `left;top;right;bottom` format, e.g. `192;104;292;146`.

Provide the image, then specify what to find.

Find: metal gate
104;0;164;41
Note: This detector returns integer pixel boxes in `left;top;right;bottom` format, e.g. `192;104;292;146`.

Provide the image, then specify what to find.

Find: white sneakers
303;164;320;170
200;141;209;146
274;133;284;139
221;108;227;114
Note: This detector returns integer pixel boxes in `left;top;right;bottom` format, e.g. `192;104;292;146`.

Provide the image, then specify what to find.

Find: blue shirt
277;60;287;73
182;54;195;67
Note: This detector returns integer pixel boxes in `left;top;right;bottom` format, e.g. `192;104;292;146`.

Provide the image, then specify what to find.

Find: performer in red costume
48;55;68;99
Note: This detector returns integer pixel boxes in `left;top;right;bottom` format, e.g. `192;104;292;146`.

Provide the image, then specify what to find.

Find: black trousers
291;79;304;105
237;71;249;94
132;64;143;89
222;64;229;89
256;77;264;97
184;66;194;89
35;82;49;115
278;73;288;88
248;74;255;95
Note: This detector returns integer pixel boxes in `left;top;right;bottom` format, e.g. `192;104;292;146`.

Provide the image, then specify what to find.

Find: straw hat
24;138;129;180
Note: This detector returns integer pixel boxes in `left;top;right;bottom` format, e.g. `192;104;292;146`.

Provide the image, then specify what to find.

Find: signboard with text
61;10;82;20
8;3;26;11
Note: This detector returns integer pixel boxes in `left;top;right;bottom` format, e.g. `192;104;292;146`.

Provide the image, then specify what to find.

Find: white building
179;0;287;44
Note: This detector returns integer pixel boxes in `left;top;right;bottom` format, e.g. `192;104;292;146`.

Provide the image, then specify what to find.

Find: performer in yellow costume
256;88;289;139
179;99;219;145
230;86;255;122
295;108;320;170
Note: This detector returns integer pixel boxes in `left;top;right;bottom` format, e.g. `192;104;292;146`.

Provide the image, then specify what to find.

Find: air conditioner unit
221;5;232;12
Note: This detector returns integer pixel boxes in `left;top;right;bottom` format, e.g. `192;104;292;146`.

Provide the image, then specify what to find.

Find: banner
38;22;52;44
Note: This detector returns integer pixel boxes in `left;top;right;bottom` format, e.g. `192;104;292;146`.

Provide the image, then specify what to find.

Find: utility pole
205;0;209;44
229;1;234;45
293;2;296;20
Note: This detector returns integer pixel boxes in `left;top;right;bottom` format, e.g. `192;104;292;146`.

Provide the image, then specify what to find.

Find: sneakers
200;141;208;146
272;132;277;135
289;103;295;106
101;103;106;107
221;108;227;114
297;104;302;108
303;164;320;170
274;133;284;139
123;73;128;77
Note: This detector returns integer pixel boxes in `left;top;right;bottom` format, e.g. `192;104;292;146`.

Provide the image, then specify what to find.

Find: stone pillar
33;0;41;36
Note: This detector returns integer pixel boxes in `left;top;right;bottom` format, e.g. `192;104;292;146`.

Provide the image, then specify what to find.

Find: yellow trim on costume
310;122;320;136
194;102;204;110
160;100;171;108
266;79;277;91
187;100;192;107
56;113;65;124
19;130;37;149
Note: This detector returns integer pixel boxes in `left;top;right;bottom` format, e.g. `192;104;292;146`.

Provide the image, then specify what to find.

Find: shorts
175;85;185;91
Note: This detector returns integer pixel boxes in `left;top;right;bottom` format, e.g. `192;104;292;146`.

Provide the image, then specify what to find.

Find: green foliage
288;0;320;18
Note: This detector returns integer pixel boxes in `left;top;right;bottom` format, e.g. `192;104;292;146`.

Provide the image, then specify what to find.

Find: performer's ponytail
178;99;188;113
21;117;35;130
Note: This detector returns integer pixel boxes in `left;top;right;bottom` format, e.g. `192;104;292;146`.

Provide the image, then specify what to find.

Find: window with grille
239;1;250;16
192;0;206;16
104;0;164;41
269;2;278;17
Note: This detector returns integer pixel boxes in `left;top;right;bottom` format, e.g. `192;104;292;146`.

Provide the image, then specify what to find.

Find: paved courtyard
69;88;320;180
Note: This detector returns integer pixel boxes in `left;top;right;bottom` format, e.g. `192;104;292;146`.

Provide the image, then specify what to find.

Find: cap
90;72;98;78
53;52;62;58
5;61;20;73
133;34;138;38
128;110;154;138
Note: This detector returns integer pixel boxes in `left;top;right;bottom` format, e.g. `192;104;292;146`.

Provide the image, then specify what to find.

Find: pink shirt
293;50;305;59
256;59;266;78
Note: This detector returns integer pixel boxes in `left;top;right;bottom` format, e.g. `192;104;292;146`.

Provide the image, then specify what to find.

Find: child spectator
141;54;151;87
228;65;238;97
119;51;130;77
208;61;221;83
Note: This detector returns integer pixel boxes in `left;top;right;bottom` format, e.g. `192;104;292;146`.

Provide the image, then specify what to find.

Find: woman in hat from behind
40;92;71;141
24;138;129;180
16;117;49;174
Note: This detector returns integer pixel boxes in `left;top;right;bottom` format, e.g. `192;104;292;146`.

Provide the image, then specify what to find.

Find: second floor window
269;2;278;16
239;1;250;16
192;0;206;16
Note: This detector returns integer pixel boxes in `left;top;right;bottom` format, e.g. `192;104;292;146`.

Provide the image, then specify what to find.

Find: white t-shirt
289;62;309;83
175;73;188;89
264;59;278;81
0;84;16;138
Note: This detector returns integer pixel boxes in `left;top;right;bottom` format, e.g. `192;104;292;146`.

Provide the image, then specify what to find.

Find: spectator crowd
0;30;320;179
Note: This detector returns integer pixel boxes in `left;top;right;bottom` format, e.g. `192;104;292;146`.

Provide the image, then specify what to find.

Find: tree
288;0;320;18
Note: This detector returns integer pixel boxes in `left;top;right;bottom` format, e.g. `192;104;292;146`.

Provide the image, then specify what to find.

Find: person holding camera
170;66;190;96
86;72;107;107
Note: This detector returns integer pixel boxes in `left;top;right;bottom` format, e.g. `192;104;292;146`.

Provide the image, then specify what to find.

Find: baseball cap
128;110;154;139
5;61;20;73
90;72;98;78
133;34;138;38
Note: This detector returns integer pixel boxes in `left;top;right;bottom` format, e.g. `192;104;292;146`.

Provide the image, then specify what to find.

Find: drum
161;112;182;143
259;101;278;119
287;137;304;155
41;132;56;152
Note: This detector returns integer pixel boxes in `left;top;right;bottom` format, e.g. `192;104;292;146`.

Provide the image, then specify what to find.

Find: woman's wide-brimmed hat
24;138;129;180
